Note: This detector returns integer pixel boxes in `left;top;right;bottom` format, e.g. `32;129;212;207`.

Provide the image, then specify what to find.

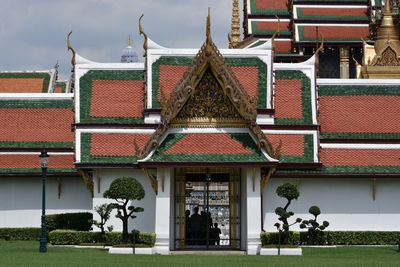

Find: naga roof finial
206;7;212;45
139;14;148;57
67;31;76;66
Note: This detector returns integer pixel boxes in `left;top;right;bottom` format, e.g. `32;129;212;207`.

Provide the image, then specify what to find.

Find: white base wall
0;176;92;227
263;178;400;232
92;169;156;233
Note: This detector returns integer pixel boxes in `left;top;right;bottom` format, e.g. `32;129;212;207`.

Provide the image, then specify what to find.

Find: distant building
120;35;138;63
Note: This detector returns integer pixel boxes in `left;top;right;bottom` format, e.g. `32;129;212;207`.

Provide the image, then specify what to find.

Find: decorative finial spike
229;0;241;48
206;7;211;44
139;14;148;57
67;31;76;66
128;35;132;46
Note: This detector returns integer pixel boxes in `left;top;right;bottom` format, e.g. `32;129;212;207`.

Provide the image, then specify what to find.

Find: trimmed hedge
46;212;92;232
49;230;156;247
0;228;41;241
261;231;400;246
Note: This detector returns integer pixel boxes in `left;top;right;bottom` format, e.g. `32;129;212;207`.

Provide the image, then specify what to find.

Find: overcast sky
0;0;240;79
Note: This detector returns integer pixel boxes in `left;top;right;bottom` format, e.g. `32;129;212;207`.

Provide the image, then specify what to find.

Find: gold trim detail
78;170;94;197
139;14;148;57
229;0;241;48
142;168;158;194
137;10;275;160
67;31;76;67
260;167;276;194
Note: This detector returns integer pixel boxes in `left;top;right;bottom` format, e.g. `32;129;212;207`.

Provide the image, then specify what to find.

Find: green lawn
1;241;400;267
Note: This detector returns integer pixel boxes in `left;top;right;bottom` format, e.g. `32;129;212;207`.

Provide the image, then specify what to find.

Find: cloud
0;0;239;79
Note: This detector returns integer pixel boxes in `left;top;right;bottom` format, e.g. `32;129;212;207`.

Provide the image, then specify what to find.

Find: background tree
274;183;301;244
93;203;113;237
103;177;145;243
300;206;329;245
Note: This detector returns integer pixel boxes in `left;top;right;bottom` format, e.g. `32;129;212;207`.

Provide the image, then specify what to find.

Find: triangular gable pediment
137;12;277;161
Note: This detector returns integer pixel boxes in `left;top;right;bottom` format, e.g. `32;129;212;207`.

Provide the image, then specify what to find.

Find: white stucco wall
0;176;92;227
92;169;156;233
263;178;400;232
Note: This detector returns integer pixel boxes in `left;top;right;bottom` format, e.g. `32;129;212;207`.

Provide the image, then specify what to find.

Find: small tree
93;203;113;237
103;177;145;243
274;183;301;244
300;206;329;245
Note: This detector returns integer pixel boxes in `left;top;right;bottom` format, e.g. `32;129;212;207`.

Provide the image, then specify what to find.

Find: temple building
0;0;400;254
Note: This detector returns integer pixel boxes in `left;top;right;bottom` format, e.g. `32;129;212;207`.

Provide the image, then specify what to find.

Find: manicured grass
1;241;400;267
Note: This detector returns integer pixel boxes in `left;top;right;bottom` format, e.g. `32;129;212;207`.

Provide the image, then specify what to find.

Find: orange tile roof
256;0;288;9
0;108;74;142
0;78;45;93
275;40;292;53
90;133;152;157
231;66;259;99
319;96;400;133
158;65;190;102
274;79;303;119
0;154;75;169
255;21;290;32
267;134;304;156
321;148;400;166
90;80;144;118
302;8;366;17
302;26;369;41
165;133;253;155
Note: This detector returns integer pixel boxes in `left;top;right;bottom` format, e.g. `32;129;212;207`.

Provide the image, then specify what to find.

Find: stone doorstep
260;248;302;256
108;247;154;254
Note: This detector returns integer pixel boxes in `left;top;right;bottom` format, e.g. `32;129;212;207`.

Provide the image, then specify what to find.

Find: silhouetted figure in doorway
185;209;191;245
190;207;202;245
211;223;222;245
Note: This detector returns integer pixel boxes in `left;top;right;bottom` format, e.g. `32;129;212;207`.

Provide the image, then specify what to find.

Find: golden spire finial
229;0;240;48
67;31;76;66
128;35;132;46
206;7;212;44
139;14;148;57
374;0;400;53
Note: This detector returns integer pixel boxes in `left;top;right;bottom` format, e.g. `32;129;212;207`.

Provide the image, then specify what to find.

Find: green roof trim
79;70;145;124
251;21;291;36
320;132;400;139
0;168;76;174
276;166;400;175
295;8;368;21
274;70;312;125
149;133;269;162
0;72;51;93
319;85;400;96
152;56;268;108
279;135;314;163
80;133;137;164
0;99;73;109
0;141;73;149
249;0;289;16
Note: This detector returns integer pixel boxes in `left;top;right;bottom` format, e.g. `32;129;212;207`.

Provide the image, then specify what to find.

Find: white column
154;168;172;254
245;168;262;255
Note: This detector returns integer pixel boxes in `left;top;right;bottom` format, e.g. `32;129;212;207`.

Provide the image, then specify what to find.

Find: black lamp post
39;150;49;253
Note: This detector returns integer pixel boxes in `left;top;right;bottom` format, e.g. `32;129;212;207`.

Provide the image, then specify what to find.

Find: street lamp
39;150;49;253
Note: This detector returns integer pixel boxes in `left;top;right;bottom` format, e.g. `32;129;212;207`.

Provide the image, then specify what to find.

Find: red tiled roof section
158;65;190;102
55;86;63;93
0;108;74;142
0;154;75;169
90;133;152;157
274;79;303;119
0;78;44;93
266;134;304;156
319;96;400;133
230;66;259;99
165;134;253;155
256;0;288;9
303;26;369;40
90;80;144;118
275;40;292;53
321;148;400;166
302;8;367;17
256;21;290;31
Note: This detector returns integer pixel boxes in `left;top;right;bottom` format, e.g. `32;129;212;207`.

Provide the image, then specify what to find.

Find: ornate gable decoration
371;46;400;66
137;9;274;160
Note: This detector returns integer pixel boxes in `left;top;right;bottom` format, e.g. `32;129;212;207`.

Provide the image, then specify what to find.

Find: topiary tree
103;177;145;244
274;183;302;244
93;203;113;238
300;206;329;245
